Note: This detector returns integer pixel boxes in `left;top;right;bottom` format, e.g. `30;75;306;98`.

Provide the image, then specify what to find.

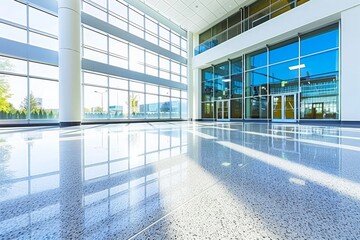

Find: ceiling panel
142;0;253;33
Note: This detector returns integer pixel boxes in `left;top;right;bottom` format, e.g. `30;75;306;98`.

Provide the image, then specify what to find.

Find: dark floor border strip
82;119;186;125
0;119;187;128
0;123;58;128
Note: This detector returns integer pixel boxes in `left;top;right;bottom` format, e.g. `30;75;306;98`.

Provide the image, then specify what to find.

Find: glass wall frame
82;0;187;57
201;23;340;122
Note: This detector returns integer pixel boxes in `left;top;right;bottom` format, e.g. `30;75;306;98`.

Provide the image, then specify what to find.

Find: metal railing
194;0;307;56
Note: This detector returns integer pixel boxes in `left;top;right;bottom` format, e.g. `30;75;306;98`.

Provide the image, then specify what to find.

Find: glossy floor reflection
1;122;360;239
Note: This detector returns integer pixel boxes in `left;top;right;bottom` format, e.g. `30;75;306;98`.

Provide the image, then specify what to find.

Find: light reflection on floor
0;122;360;239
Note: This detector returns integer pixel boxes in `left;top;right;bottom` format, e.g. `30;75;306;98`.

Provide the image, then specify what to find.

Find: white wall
341;5;360;121
193;0;360;69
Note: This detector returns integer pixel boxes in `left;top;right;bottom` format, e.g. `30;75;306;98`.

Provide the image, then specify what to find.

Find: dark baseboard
59;122;81;127
81;119;186;125
0;123;58;128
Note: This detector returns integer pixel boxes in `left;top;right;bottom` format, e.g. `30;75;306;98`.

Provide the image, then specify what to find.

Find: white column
59;0;81;127
341;5;360;122
189;33;202;121
187;32;194;121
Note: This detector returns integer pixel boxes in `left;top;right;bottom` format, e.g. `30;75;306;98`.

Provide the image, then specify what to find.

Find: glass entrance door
272;94;296;122
216;100;230;121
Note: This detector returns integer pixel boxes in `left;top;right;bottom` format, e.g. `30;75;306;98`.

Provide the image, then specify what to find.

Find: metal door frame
271;93;297;122
216;100;230;121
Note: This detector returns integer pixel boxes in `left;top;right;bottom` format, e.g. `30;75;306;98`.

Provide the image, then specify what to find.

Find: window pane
181;65;187;76
171;98;180;118
109;0;128;19
129;8;144;28
129;46;144;73
146;94;158;119
159;39;170;50
159;57;170;79
145;32;158;45
93;0;107;8
300;50;339;79
300;50;339;119
84;86;108;118
109;77;128;90
109;89;128;119
181;37;187;51
83;28;107;51
159;26;170;41
171;73;180;82
160;87;170;96
160;96;170;118
245;67;267;97
83;72;108;87
202;102;214;118
83;48;108;63
145;18;158;35
202;67;213;81
29;62;58;79
0;75;27;119
171;61;180;75
83;2;107;21
269;38;298;64
29;7;58;36
109;38;128;59
214;62;229;80
171;89;180;98
181;91;188;99
231;58;242;75
231;73;242;98
130;81;144;92
0;23;27;43
109;55;128;69
146;84;158;94
245;96;268;119
29;79;59;119
0;0;27;25
246;48;267;70
0;57;27;75
202;81;213;101
214;78;230;100
181;99;188;119
129;92;144;118
29;32;58;51
129;24;144;38
301;25;339;56
145;51;158;77
231;99;242;119
109;15;128;31
171;32;180;47
269;60;298;94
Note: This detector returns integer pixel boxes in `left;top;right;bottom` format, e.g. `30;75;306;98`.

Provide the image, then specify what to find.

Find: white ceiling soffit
142;0;253;33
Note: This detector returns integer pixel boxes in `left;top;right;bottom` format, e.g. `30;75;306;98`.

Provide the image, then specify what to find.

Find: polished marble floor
1;122;360;239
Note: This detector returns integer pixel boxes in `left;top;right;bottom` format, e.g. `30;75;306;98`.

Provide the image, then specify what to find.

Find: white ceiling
141;0;252;33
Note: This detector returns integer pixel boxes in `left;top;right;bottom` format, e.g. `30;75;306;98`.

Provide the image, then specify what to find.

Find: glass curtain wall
201;58;244;119
0;1;59;122
0;0;188;123
82;0;187;58
201;23;340;121
83;71;188;120
81;0;188;120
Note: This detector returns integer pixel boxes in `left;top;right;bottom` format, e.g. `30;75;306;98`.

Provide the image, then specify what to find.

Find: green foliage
20;92;39;113
0;58;14;113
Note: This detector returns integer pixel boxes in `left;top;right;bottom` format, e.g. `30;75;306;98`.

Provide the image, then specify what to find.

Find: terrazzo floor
1;121;360;239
